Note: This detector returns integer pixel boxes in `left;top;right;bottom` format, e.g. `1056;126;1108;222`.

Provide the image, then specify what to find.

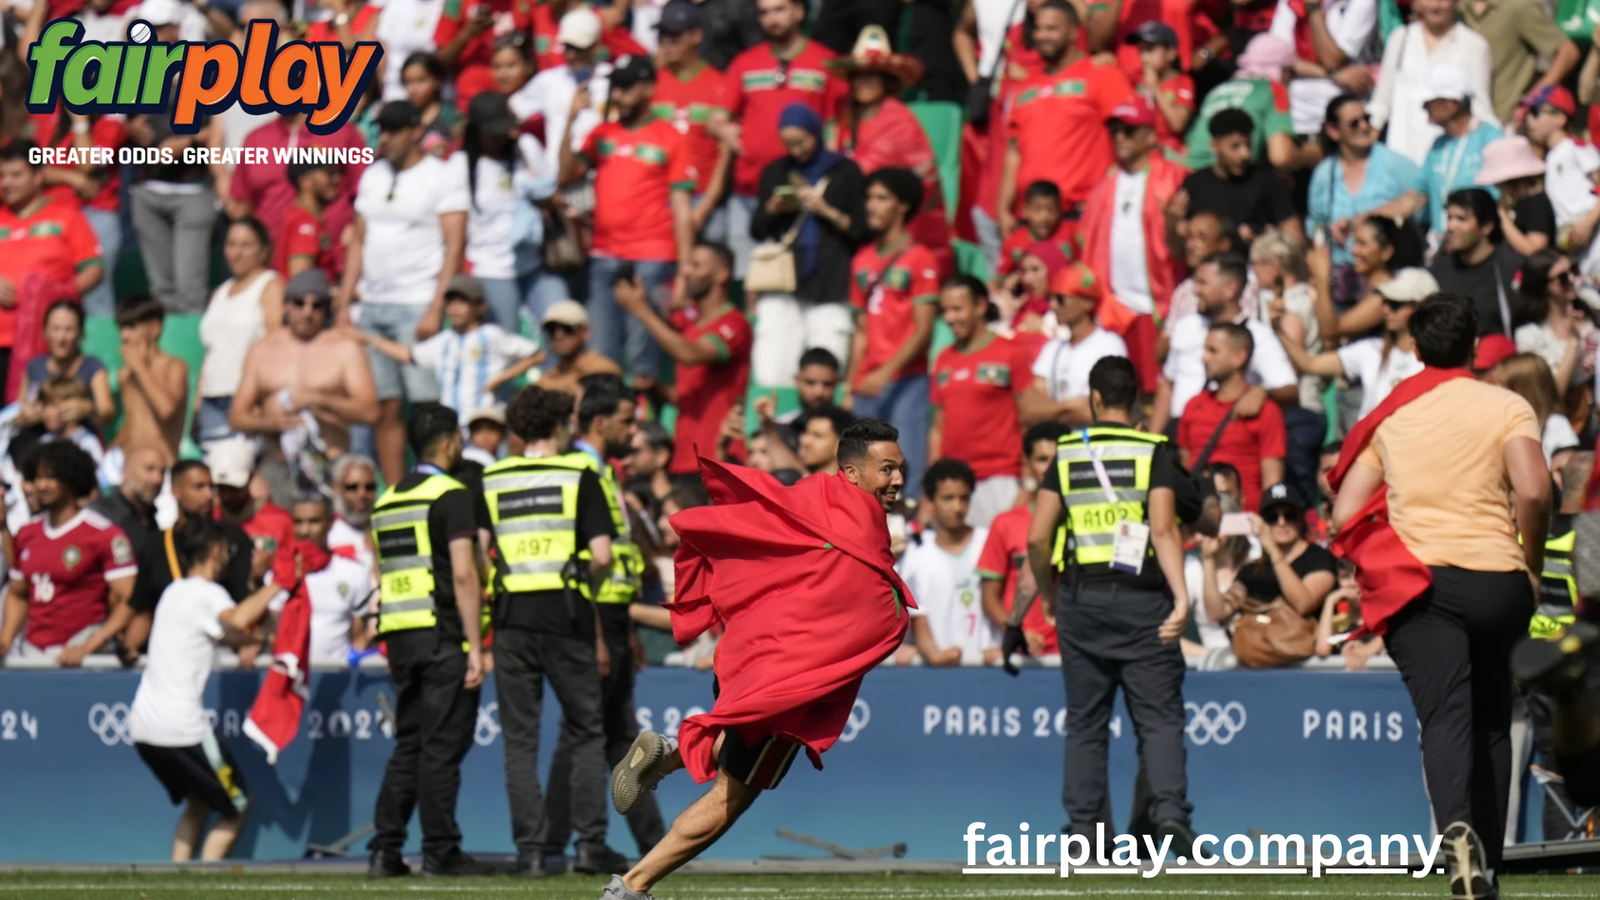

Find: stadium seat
909;102;963;219
85;313;206;459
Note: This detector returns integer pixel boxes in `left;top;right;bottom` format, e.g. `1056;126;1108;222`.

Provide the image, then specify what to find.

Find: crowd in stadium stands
1;0;1599;675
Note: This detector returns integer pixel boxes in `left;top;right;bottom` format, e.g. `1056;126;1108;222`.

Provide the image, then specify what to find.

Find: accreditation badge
1110;521;1150;575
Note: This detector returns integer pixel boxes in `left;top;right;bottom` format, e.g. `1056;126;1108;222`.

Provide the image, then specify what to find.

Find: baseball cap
1373;268;1440;304
467;405;506;427
556;7;603;49
376;100;421;132
657;0;704;35
1050;262;1102;303
610;54;658;88
205;438;257;490
1259;483;1306;516
1472;334;1517;372
1522;84;1576;117
543;299;590;328
467;91;517;137
1108;98;1157;129
1421;64;1472;105
285;268;333;301
1125;21;1178;47
444;274;486;304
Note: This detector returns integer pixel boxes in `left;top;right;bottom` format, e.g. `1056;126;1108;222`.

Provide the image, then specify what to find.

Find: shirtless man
114;296;190;467
536;300;620;396
230;269;378;505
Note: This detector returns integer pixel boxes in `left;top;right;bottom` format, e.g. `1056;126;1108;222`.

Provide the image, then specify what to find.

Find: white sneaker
598;874;655;900
612;730;674;815
1441;821;1498;900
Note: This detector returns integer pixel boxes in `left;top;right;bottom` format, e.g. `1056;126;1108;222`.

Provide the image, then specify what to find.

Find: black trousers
370;629;479;863
1385;567;1532;871
1058;581;1191;836
495;626;609;858
545;611;666;856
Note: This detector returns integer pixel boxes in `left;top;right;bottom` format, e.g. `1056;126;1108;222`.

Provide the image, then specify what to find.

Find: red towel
1328;367;1472;635
667;456;916;785
245;541;332;764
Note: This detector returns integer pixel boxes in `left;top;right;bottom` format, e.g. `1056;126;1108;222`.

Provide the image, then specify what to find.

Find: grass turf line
0;873;1595;900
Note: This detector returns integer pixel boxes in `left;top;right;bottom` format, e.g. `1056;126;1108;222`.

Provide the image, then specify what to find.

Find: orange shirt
1356;379;1542;573
652;61;724;196
580;119;696;261
1006;56;1136;209
0;199;101;345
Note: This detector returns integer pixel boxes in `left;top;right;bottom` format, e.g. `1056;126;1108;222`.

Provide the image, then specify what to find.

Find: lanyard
1079;430;1120;505
415;463;446;477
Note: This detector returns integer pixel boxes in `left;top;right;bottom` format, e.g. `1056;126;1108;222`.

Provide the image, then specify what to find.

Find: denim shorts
358;302;441;403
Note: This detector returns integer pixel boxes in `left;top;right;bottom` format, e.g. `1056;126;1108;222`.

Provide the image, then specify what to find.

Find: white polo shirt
269;554;375;663
1030;328;1129;402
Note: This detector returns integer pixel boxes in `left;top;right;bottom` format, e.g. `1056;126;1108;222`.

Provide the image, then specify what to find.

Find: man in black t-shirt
1428;188;1522;336
1178;109;1303;247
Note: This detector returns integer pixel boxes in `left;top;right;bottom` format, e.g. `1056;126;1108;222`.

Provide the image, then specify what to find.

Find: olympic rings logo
1184;700;1247;746
838;699;871;743
87;702;132;746
474;703;501;747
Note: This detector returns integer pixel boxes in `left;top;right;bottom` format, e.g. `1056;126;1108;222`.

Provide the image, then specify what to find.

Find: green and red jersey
580;119;697;260
275;203;338;282
652;61;724;196
0;198;101;345
931;333;1030;479
434;0;534;104
671;305;753;475
717;39;844;196
1005;56;1136;211
849;239;940;387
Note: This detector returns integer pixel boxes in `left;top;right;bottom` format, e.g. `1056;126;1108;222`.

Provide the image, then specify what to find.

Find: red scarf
1328;367;1472;635
245;540;332;764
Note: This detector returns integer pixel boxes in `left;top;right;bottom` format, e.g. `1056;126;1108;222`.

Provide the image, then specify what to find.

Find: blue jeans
82;208;121;318
586;256;676;378
196;395;236;446
852;373;930;498
480;269;571;334
725;193;757;279
1282;405;1327;506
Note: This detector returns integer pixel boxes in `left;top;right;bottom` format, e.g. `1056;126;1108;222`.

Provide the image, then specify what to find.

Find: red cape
667;458;915;784
1328;367;1472;636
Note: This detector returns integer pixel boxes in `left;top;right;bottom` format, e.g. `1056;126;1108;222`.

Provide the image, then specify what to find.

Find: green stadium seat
908;102;963;219
85;313;206;457
953;239;990;281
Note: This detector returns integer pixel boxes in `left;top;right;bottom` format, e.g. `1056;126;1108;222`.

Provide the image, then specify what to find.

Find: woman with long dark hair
454;91;565;331
1512;249;1584;395
401;52;463;158
1493;352;1580;475
1308;214;1424;341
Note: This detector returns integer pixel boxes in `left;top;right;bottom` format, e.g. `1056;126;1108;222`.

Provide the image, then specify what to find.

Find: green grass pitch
0;872;1595;900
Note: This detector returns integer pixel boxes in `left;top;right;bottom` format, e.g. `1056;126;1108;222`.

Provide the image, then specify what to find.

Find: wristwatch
334;12;351;25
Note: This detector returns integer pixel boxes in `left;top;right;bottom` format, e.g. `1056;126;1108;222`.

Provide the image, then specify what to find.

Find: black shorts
712;676;800;791
136;734;250;816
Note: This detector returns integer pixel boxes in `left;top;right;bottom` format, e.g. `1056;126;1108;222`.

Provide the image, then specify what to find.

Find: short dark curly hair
406;403;461;458
22;440;100;500
507;385;575;442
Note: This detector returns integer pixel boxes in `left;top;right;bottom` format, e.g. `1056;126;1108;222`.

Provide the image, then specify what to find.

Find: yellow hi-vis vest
1532;528;1578;638
372;473;464;634
1055;426;1163;568
483;453;591;596
567;453;643;605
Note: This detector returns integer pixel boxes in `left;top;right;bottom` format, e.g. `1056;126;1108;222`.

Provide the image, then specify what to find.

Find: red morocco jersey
581;120;697;261
931;334;1029;480
1005;56;1136;210
850;240;940;386
12;508;137;648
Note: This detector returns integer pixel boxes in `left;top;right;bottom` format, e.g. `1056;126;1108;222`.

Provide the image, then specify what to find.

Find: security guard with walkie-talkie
367;403;486;879
483;385;628;878
1003;355;1217;853
540;373;666;860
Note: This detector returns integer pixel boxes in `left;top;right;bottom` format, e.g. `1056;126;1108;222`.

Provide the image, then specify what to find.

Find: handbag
968;0;1027;127
542;203;586;274
1230;598;1315;668
746;178;829;296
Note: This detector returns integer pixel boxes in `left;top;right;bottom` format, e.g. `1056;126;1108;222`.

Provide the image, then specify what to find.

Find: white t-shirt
327;518;375;577
1163;313;1297;418
1544;137;1600;228
1030;328;1128;402
1514;322;1585;386
411;324;541;412
1110;169;1154;315
128;578;234;747
1335;337;1424;419
508;64;613;179
1183;554;1233;651
899;529;995;663
269;555;373;662
354;156;470;306
1543;413;1580;465
199;269;278;398
375;0;447;100
448;137;547;280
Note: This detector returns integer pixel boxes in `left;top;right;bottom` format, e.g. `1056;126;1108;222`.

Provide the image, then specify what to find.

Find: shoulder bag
747;178;829;296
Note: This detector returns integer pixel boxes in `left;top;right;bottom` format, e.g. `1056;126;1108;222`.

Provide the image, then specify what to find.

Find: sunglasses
1553;270;1575;286
1263;509;1301;525
1107;122;1142;137
543;322;577;336
289;296;331;311
1380;298;1416;311
1341;114;1371;129
343;481;377;493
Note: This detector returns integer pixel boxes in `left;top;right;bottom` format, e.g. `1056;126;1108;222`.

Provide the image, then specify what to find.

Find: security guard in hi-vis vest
1533;514;1578;638
484;386;628;877
540;374;666;860
1005;356;1216;849
367;404;487;879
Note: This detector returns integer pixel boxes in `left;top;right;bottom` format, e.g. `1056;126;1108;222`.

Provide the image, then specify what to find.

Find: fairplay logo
27;19;380;135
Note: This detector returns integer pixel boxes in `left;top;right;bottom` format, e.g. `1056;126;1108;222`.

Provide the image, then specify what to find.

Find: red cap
1521;84;1576;117
1472;334;1517;372
1108;98;1157;130
1051;262;1102;304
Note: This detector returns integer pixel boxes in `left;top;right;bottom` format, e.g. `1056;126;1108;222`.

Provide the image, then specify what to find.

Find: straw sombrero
824;25;925;88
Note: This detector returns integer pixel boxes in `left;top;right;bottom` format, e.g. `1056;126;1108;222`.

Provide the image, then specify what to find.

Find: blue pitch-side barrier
0;668;1445;862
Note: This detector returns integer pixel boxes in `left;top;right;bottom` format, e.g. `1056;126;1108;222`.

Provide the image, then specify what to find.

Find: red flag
666;457;915;785
244;540;332;763
1328;367;1473;635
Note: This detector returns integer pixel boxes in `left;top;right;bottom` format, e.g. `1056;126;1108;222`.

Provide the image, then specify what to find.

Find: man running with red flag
1329;294;1550;900
596;419;914;900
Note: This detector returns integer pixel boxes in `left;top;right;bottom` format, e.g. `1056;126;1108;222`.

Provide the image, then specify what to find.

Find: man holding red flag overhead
1329;294;1551;900
594;419;913;900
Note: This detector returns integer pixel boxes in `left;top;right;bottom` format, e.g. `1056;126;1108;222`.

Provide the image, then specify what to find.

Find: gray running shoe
598;874;655;900
613;730;673;815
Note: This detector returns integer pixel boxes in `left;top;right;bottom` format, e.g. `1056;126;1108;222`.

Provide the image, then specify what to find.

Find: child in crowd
38;376;105;466
461;406;507;467
352;275;543;413
994;180;1076;284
